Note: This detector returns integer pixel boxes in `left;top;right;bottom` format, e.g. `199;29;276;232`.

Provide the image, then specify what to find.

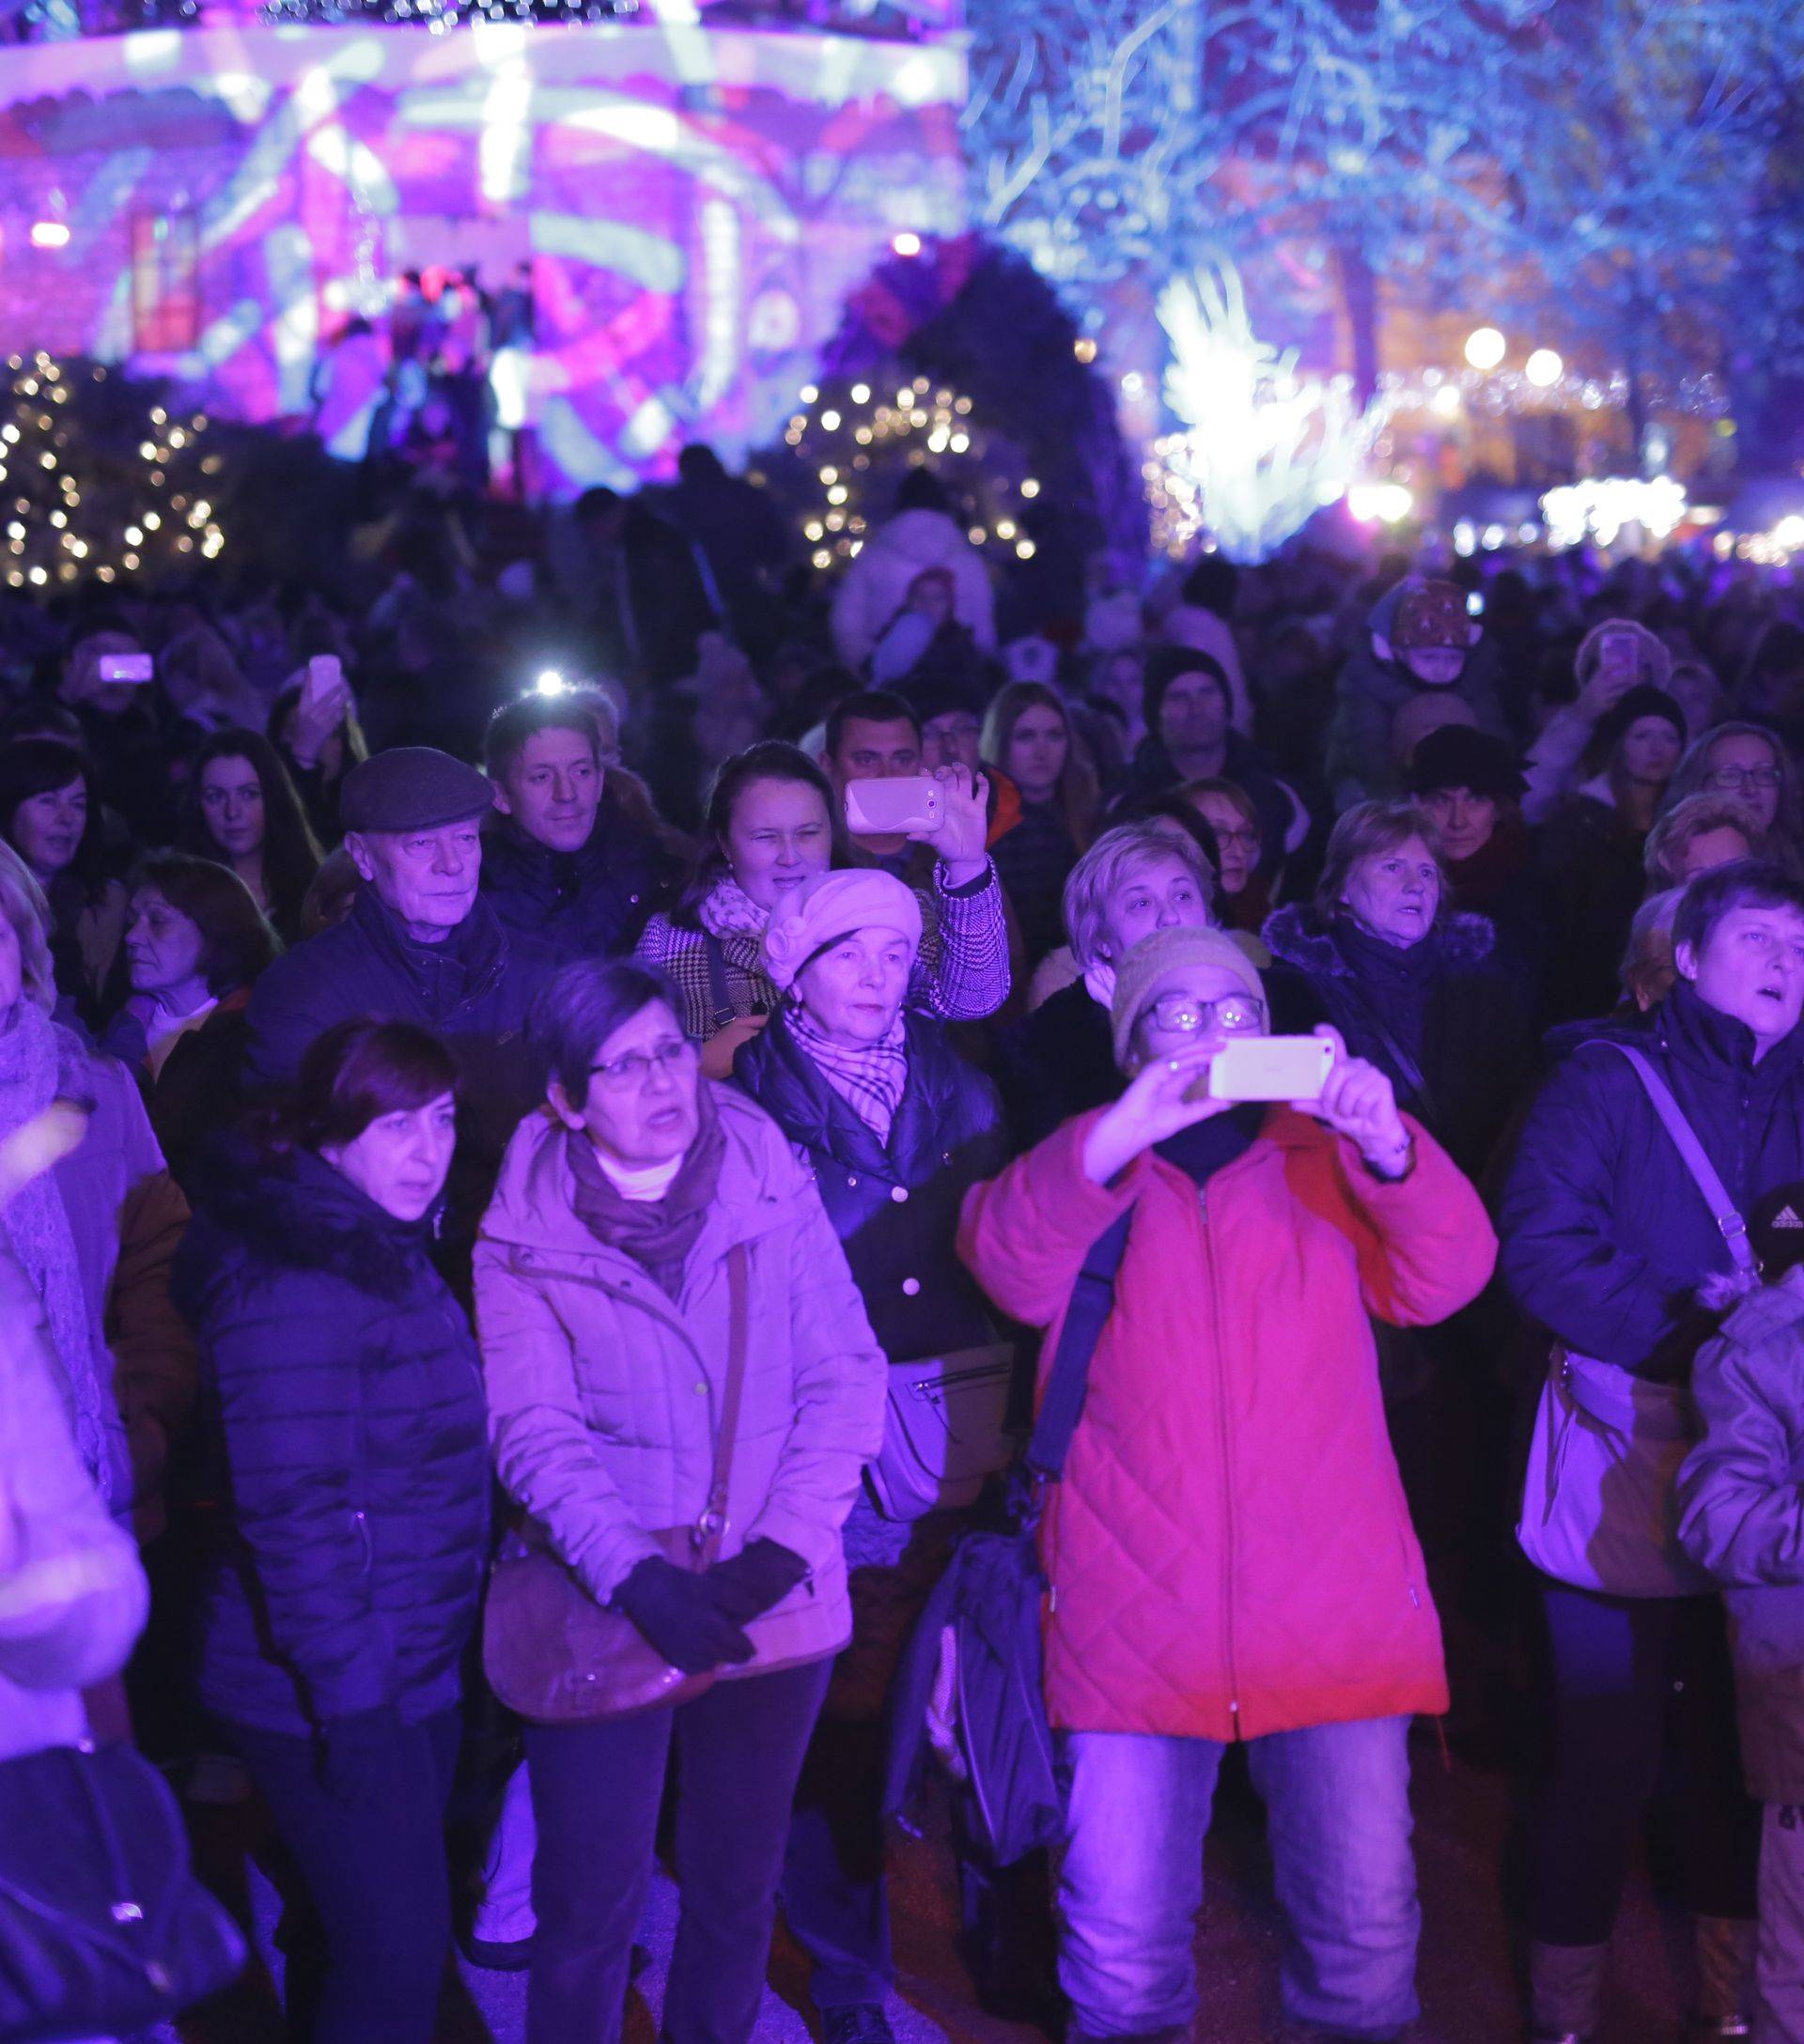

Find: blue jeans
1057;1715;1419;2040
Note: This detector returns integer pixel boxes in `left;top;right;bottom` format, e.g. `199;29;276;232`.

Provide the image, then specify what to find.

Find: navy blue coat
1499;979;1804;1383
734;1010;1006;1364
175;1147;490;1736
479;791;678;967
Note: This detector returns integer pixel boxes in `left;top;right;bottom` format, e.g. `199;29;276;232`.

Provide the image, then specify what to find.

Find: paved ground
167;1726;1706;2044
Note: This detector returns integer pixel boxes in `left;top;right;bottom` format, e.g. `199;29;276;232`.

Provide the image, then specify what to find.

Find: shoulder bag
483;1241;751;1722
866;1340;1020;1522
0;1738;245;2043
1516;1042;1754;1598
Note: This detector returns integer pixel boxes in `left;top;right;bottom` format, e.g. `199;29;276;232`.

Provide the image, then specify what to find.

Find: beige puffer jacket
474;1085;887;1674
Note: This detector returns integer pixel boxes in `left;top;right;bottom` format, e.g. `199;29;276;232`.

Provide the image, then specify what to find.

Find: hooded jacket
957;1107;1495;1740
1500;981;1804;1383
1325;612;1511;808
474;1086;887;1674
830;509;998;668
174;1145;490;1736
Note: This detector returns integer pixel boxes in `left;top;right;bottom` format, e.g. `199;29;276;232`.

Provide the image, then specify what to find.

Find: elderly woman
0;841;192;1541
474;956;886;2044
99;852;281;1191
1643;794;1759;892
992;822;1216;1150
1264;799;1533;1178
733;869;1008;2044
959;924;1495;2044
636;740;1009;1080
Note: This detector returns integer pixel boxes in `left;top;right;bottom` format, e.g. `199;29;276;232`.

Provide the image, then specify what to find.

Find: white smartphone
1596;624;1641;675
1205;1034;1335;1104
98;652;154;685
303;653;345;714
845;777;943;836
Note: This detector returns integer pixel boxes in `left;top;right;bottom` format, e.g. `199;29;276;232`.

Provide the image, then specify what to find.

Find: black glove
316;1704;405;1807
614;1556;756;1675
703;1539;809;1624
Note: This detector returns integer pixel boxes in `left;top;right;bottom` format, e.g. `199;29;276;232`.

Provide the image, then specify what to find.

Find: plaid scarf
785;1006;909;1145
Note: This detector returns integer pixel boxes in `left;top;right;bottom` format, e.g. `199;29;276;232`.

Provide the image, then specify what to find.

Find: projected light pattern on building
0;23;966;490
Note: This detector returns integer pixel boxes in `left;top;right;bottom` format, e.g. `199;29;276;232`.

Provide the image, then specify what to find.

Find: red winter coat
956;1107;1497;1742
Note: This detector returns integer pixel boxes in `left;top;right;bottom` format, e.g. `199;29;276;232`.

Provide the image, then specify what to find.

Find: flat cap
339;747;495;835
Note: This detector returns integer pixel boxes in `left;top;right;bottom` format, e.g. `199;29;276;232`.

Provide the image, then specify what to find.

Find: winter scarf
565;1080;727;1299
0;1003;107;1494
697;874;774;940
785;1004;910;1143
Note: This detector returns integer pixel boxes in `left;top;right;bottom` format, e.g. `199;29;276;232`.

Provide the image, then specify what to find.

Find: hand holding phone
844;777;944;838
97;652;153;686
1204;1034;1336;1103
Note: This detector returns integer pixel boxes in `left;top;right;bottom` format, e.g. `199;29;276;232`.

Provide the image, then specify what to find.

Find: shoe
1686;2024;1751;2040
1526;1937;1609;2043
460;1932;534;1972
820;2005;895;2044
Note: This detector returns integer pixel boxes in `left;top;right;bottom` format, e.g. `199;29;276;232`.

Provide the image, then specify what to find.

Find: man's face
1159;671;1228;759
347;818;484;939
494;728;602;854
826;717;921;798
921;710;982;777
1679;902;1804;1053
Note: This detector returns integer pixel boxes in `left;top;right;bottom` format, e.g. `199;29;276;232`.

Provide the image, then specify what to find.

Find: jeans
1527;1576;1759;1944
525;1656;832;2044
1757;1804;1804;2044
784;1713;892;2006
1057;1715;1419;2040
228;1708;460;2044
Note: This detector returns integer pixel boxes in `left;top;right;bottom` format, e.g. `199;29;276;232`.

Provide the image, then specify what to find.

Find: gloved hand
703;1540;809;1624
614;1556;755;1675
316;1704;405;1807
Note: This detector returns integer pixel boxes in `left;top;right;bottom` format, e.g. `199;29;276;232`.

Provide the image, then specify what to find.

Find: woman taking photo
636;739;1008;1078
734;870;1009;2042
174;1018;489;2044
270;670;369;846
176;729;322;945
958;924;1494;2044
100;851;280;1190
474;956;885;2044
981;682;1097;966
0;736;129;1029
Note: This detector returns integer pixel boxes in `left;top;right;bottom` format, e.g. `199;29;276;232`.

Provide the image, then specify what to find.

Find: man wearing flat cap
243;746;555;1229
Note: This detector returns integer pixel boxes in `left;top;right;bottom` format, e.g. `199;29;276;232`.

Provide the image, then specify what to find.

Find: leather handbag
866;1342;1019;1522
0;1738;245;2044
482;1242;751;1724
1516;1042;1754;1599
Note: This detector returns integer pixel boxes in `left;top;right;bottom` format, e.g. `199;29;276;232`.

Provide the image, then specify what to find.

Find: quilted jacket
474;1085;888;1675
956;1106;1496;1741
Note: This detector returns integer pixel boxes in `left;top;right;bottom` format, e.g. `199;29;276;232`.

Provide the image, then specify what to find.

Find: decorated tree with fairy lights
0;353;225;593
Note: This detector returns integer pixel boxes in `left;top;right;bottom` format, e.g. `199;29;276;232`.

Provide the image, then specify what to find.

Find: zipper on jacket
1199;1194;1242;1730
352;1509;372;1575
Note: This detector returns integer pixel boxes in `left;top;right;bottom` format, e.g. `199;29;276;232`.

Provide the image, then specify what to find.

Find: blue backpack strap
1586;1039;1759;1276
1024;1209;1134;1482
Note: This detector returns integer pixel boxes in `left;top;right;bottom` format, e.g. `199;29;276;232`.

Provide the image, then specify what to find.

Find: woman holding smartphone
957;923;1496;2044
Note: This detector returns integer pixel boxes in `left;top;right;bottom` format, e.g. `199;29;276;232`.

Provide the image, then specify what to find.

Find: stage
0;18;966;490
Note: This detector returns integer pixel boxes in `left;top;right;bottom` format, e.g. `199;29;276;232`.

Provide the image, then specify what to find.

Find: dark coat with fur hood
174;1144;489;1736
1263;902;1534;1179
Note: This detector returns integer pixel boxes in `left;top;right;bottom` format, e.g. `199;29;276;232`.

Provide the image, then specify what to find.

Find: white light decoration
892;232;923;257
1150;261;1385;562
1540;476;1688;550
1464;327;1507;371
1346;481;1414;526
1525;348;1563;389
28;223;70;251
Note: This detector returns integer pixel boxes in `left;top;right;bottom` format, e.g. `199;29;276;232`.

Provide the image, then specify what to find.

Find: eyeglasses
590;1038;696;1089
1704;766;1782;792
1210;826;1260;851
1143;992;1267;1036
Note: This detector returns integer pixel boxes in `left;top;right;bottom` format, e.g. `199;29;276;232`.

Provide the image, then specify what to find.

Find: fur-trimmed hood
175;1139;440;1316
1261;902;1497;980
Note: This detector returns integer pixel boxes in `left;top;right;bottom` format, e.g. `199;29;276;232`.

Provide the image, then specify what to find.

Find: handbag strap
1024;1209;1133;1483
693;1240;751;1563
702;934;736;1034
1590;1041;1759;1275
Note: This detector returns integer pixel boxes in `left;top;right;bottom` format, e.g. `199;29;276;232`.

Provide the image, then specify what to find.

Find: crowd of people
6;446;1804;2044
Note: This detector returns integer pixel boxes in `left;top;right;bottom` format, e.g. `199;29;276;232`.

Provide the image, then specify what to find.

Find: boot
1526;1937;1610;2042
1690;1912;1756;2037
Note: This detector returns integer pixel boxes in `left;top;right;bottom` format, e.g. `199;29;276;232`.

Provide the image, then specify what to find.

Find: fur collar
1261;903;1496;977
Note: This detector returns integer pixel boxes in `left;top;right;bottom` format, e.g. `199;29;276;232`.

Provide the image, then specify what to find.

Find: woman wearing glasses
1662;720;1803;875
1178;776;1271;933
957;923;1495;2044
474;956;886;2044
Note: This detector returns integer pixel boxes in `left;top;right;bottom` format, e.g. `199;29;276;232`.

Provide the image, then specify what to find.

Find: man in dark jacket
479;689;677;965
243;746;553;1231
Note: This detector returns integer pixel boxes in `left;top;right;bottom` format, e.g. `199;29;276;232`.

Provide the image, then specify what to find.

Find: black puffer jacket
174;1146;490;1736
1263;903;1534;1179
1500;980;1804;1384
989;978;1116;1153
734;1009;1005;1363
479;791;678;966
